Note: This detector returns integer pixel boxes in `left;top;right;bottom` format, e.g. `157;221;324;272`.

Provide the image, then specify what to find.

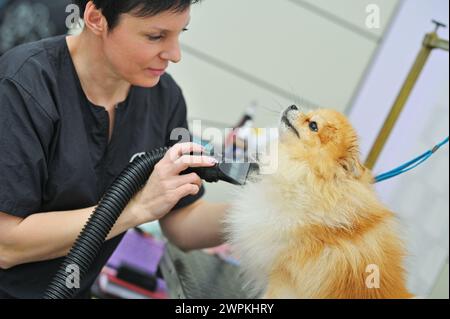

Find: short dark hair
75;0;201;30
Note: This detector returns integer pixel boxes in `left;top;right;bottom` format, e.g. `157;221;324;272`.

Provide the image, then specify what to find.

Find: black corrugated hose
44;147;169;299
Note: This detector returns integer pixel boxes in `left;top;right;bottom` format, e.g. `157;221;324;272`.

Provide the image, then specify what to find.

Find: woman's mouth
146;68;166;76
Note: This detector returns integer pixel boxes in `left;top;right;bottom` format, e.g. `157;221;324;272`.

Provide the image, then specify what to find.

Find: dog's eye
309;121;319;132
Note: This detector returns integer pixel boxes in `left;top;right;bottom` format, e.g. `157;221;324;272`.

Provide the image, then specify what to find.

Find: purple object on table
107;229;167;292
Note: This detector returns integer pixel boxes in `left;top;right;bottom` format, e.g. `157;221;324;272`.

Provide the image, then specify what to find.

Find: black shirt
0;35;204;299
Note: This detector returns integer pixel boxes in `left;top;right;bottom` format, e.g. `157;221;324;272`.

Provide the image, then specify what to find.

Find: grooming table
159;243;253;299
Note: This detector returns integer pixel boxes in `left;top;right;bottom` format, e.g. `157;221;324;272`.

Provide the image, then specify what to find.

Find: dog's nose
284;105;299;116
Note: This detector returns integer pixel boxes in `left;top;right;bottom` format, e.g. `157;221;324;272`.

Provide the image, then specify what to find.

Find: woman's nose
161;40;182;63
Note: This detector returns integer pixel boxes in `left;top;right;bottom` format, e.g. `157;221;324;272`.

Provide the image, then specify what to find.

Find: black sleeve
0;78;52;218
165;86;205;211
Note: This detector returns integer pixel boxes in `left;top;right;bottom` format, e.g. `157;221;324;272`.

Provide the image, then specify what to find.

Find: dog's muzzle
281;105;301;138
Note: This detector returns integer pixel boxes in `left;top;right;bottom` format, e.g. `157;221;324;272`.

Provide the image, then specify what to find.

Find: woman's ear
83;1;108;35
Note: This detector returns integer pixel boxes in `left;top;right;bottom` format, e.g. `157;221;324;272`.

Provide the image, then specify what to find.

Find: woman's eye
147;35;163;41
309;121;319;132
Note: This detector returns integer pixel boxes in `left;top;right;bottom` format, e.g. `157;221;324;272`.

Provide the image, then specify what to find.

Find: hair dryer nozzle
216;162;254;185
184;161;259;186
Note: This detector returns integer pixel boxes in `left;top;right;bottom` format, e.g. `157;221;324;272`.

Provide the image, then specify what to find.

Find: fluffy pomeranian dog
225;105;413;299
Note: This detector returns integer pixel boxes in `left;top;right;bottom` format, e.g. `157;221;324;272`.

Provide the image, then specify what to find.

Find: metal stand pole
365;20;449;169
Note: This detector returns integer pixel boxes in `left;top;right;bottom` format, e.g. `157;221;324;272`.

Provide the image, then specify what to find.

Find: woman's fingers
167;173;202;189
175;183;200;199
172;155;218;174
163;142;205;163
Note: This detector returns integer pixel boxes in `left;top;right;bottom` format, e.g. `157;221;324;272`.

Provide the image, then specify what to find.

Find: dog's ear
319;124;337;144
339;151;367;179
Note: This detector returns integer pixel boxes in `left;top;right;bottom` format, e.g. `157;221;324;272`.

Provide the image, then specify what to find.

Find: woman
0;0;229;299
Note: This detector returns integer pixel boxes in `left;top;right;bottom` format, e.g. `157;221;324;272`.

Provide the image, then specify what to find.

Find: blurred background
1;0;448;298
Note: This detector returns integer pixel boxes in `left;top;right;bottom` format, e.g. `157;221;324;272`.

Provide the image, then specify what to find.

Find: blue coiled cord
375;136;449;183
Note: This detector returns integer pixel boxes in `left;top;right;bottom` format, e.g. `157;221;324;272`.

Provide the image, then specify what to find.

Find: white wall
169;0;399;128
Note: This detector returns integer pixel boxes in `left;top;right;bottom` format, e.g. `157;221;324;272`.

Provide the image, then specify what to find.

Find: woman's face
101;8;191;87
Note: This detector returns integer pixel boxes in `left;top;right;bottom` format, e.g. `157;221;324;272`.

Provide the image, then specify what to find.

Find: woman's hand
126;143;218;223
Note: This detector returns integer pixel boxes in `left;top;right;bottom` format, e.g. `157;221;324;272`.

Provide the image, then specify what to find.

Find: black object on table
159;243;255;299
